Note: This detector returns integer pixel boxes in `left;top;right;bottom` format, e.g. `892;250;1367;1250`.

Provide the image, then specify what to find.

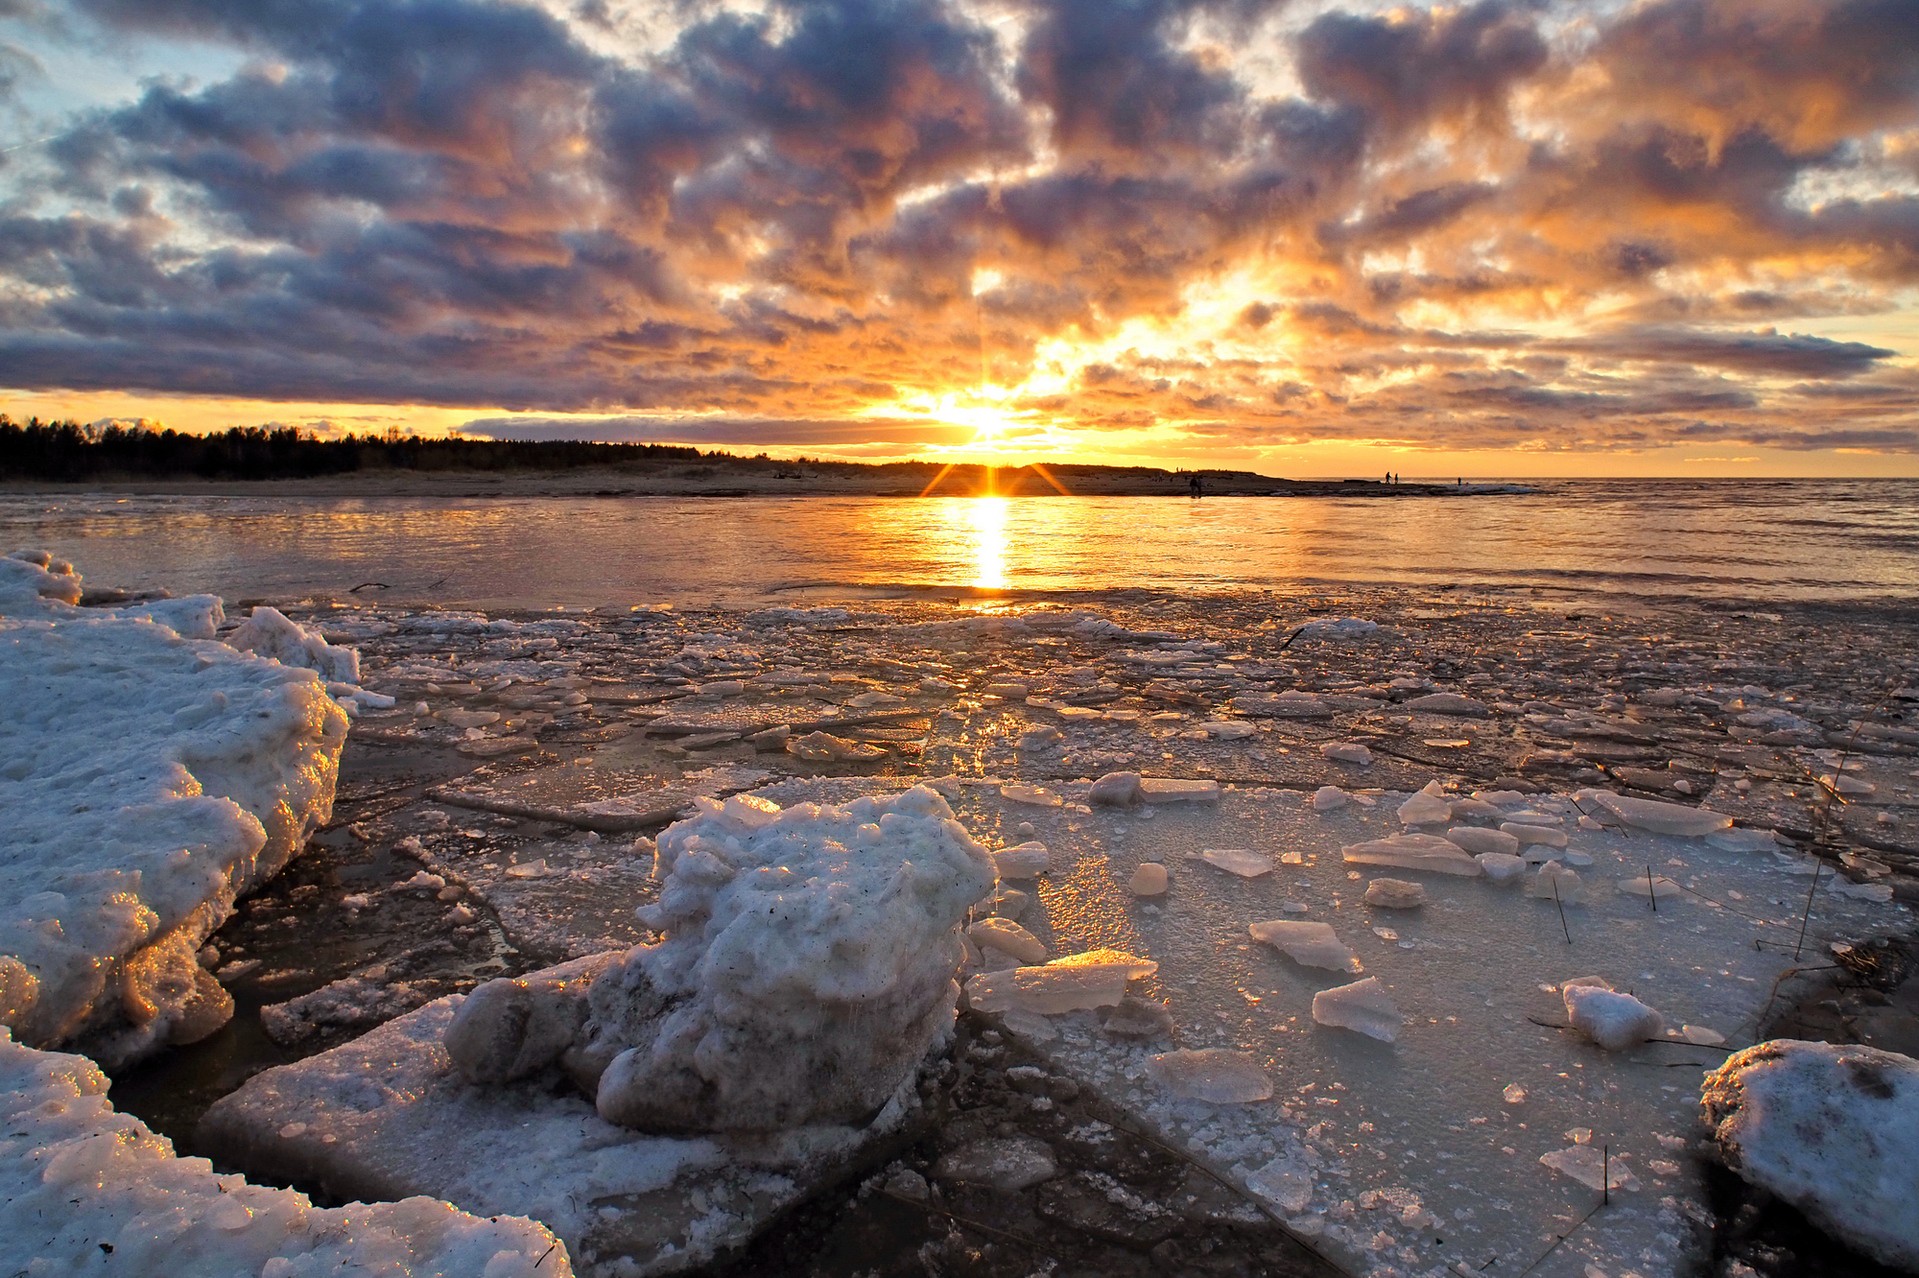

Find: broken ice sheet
1539;1145;1637;1193
1577;789;1732;837
1342;834;1483;877
1311;977;1400;1043
965;949;1158;1015
1000;782;1064;807
1249;920;1361;973
1198;847;1274;878
1146;1048;1273;1103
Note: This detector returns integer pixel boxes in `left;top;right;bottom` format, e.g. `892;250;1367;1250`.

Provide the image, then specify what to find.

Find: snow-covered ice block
0;550;81;608
1561;978;1664;1050
1000;782;1063;807
1576;789;1732;837
3;1028;570;1277
573;787;994;1132
1342;833;1483;876
1250;920;1361;972
1703;1040;1919;1271
1147;1049;1273;1103
116;594;226;640
965;949;1158;1015
201;987;913;1278
1311;977;1399;1043
0;603;348;1065
226;605;361;685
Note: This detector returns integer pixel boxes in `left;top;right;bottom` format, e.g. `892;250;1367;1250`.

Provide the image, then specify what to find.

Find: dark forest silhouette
0;417;707;481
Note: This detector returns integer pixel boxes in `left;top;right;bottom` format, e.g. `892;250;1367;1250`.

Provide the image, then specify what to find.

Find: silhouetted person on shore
1189;474;1203;498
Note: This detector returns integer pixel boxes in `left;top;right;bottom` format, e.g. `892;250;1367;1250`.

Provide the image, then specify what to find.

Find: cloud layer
2;0;1916;458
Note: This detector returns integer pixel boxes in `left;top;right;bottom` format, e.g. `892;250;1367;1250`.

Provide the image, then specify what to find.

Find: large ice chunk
0;599;348;1065
1342;833;1484;876
0;550;81;607
555;787;994;1132
0;1028;570;1277
1576;789;1732;837
226;605;361;685
1249;920;1361;972
966;949;1158;1015
1702;1040;1919;1271
1311;977;1400;1043
1561;977;1663;1050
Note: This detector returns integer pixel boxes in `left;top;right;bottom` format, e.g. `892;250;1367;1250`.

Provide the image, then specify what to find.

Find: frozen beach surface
0;1027;571;1277
0;555;348;1064
200;974;918;1277
1702;1039;1919;1270
803;775;1908;1278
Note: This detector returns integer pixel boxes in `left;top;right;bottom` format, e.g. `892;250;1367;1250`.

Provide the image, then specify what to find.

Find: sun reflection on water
969;496;1008;590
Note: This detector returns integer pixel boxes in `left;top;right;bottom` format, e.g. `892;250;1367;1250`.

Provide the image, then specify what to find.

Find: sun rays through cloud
1;0;1916;474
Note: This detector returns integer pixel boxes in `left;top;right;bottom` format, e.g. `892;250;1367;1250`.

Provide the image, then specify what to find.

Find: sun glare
968;496;1008;589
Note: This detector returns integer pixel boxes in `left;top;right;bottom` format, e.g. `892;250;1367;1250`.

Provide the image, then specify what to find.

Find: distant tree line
0;416;711;480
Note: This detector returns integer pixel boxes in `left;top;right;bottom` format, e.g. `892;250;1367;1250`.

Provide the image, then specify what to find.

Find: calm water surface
3;479;1915;610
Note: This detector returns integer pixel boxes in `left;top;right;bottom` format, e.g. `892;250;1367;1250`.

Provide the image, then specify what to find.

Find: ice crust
203;984;908;1278
877;777;1905;1278
0;560;348;1063
560;787;995;1131
0;1028;571;1277
1703;1040;1919;1270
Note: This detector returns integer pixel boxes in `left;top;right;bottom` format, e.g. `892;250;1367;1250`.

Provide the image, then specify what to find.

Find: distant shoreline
0;467;1524;500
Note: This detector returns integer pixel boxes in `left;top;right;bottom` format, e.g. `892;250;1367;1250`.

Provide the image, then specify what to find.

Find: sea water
2;478;1914;610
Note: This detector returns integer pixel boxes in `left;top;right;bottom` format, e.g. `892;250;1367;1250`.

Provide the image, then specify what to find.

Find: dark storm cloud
2;0;1916;457
1549;329;1897;379
1295;1;1548;140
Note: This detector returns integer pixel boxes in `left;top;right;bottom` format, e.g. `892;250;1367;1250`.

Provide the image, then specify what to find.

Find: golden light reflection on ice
967;496;1008;590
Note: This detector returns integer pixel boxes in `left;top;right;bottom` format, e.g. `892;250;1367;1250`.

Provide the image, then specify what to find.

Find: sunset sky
2;0;1916;476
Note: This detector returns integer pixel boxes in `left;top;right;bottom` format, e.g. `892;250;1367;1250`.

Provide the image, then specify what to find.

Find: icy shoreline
0;554;351;1065
8;557;1916;1277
